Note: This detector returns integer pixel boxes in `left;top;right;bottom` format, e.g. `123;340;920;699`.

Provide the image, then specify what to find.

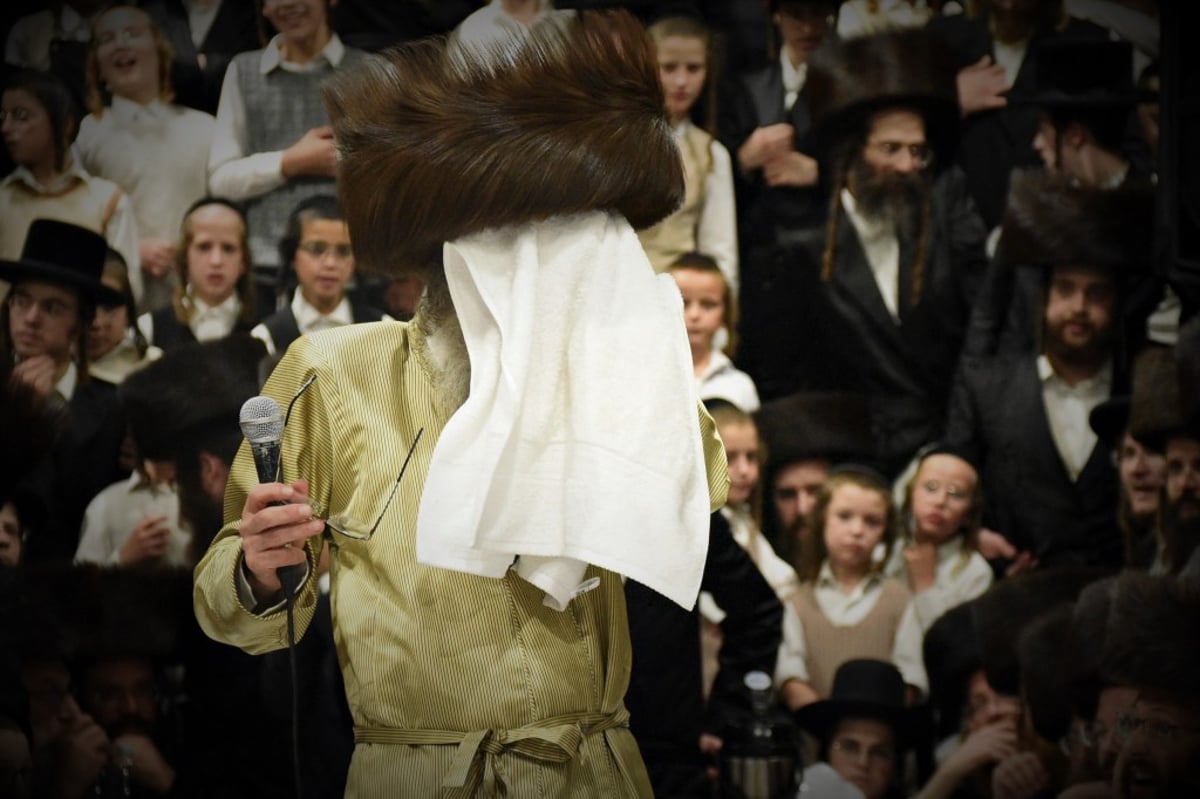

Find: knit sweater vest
637;123;713;274
232;46;368;272
0;178;123;261
791;577;911;698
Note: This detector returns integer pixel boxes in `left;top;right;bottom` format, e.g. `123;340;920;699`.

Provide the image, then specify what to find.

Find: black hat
1089;396;1131;451
119;335;266;461
1010;39;1137;109
794;659;912;742
913;440;980;475
755;391;875;472
0;219;123;307
807;28;959;170
994;169;1154;272
923;602;982;740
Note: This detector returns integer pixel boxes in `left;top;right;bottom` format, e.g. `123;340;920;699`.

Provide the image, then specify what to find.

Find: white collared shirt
991;36;1029;90
780;46;808;111
672;119;740;296
696;349;760;412
841;189;901;321
883;536;994;632
75;472;190;567
183;0;222;47
5;6;92;71
207;33;347;201
54;360;78;403
455;0;557;47
250;291;355;356
137;292;242;345
1038;354;1112;481
774;561;928;694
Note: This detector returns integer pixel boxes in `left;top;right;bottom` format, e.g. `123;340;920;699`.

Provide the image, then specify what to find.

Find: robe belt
354;707;630;791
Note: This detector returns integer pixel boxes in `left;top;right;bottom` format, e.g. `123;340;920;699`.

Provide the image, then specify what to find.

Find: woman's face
910;454;977;545
828;717;897;799
86;273;129;361
1117;432;1166;518
655;34;707;122
1;89;54;170
185;204;246;307
673;268;726;355
824;484;888;577
720;421;761;508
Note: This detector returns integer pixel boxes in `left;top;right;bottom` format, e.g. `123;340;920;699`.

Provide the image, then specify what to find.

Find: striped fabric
193;319;729;797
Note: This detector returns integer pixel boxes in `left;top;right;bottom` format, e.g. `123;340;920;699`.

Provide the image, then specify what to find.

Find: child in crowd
137;197;256;352
639;15;738;293
0;69;140;301
670;252;759;412
87;248;161;386
777;466;927;710
885;444;993;632
250;194;388;357
77;4;216;313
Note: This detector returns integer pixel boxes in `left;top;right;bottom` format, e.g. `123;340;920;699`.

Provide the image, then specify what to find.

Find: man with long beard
947;170;1152;570
739;29;989;478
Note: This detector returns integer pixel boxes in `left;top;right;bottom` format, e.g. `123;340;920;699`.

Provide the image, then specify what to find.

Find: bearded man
193;10;728;797
947;171;1153;570
739;29;989;478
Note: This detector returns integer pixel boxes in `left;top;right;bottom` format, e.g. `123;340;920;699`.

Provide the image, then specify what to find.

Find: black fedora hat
1010;39;1137;110
794;658;912;742
1089;395;1131;452
0;219;123;307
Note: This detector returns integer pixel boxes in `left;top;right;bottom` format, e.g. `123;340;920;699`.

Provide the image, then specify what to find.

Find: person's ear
198;451;231;503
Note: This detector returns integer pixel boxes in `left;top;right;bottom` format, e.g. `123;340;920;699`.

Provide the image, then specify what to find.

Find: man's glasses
298;241;353;261
280;375;422;542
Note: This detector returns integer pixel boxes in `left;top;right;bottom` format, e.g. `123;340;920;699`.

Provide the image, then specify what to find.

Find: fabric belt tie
354;707;629;791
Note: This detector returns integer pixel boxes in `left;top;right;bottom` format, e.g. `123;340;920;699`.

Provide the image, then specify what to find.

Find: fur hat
324;9;684;275
806;28;959;170
1127;345;1188;453
923;601;982;740
119;335;266;461
1016;603;1080;743
994;169;1154;271
754;391;875;472
1104;572;1200;707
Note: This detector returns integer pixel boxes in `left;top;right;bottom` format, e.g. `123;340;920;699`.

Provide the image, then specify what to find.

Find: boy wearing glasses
738;28;989;480
250;194;388;357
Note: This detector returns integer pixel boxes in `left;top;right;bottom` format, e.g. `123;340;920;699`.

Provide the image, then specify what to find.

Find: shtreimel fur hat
994;169;1154;270
324;10;685;275
1105;572;1200;707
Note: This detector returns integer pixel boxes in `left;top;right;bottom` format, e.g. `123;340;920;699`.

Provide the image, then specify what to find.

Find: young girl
87;248;162;386
640;16;738;294
777;466;927;709
670;253;760;412
250;194;388;357
0;69;140;298
137;197;257;352
885;444;993;632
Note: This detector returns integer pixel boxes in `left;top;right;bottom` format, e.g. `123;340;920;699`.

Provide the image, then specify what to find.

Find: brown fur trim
1104;572;1200;706
325;10;685;275
994;169;1154;269
1128;346;1184;452
806;29;958;167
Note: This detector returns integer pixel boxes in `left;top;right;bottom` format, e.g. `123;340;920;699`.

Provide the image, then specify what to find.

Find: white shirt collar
817;560;882;592
187;290;242;340
1037;353;1113;390
260;32;345;74
56;360;78;402
109;94;168;123
292;291;353;331
780;47;808;94
3;157;91;194
697;348;733;382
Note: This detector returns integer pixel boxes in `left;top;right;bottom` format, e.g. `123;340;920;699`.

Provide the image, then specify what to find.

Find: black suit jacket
739;167;989;475
925;14;1108;228
945;353;1123;569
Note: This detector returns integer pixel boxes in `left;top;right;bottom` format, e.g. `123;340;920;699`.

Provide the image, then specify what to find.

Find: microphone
239;396;304;597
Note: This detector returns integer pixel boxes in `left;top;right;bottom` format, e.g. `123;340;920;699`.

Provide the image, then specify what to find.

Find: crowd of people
1;1;1192;798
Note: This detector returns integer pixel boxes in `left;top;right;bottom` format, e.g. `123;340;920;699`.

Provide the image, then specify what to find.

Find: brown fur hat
806;28;959;169
1127;345;1186;453
324;9;685;275
1104;572;1200;707
994;169;1154;270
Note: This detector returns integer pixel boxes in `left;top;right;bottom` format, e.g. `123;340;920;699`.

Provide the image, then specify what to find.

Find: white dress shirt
774;562;928;695
696;350;760;412
780;46;808;111
184;0;222;47
1038;354;1112;481
207;33;347;201
137;292;242;345
676;120;740;296
837;0;934;39
250;292;354;356
883;536;994;632
75;473;190;567
842;189;901;321
992;37;1030;90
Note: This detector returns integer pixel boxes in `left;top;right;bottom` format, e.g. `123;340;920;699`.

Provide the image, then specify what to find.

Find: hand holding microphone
237;396;322;601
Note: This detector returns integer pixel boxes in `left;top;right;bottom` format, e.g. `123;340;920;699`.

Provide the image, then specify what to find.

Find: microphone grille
239;396;284;444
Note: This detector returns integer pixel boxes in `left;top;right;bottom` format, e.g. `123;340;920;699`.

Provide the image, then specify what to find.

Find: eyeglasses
298;241;353;261
867;141;934;168
831;738;895;766
918;479;970;503
95;25;151;49
1115;711;1200;743
279;375;423;542
7;290;77;319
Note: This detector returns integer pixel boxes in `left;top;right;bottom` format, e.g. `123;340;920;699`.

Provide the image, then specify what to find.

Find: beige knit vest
637;123;713;273
791;577;911;698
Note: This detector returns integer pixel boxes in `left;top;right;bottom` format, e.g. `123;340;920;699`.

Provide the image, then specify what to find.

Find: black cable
286;585;302;799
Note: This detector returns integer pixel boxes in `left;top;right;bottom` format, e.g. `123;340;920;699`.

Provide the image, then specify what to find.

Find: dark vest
150;307;255;353
260;301;386;354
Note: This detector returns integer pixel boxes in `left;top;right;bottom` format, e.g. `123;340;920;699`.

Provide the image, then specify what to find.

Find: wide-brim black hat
806;28;959;170
119;334;266;461
794;659;912;742
0;219;123;307
1009;39;1137;109
994;169;1154;273
1089;395;1131;451
755;391;875;471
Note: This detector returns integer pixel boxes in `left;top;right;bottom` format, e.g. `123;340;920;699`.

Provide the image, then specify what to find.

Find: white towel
415;211;710;611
